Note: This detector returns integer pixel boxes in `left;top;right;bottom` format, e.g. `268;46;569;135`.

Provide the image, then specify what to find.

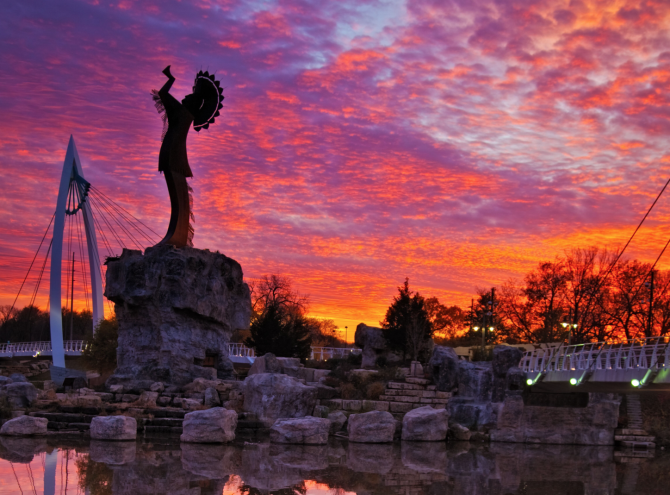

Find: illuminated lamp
570;378;578;386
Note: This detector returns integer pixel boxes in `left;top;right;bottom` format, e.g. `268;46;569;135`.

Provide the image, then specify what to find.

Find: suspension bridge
522;336;670;393
4;136;162;379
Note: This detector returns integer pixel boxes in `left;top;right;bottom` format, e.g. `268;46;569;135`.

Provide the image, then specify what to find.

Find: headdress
192;70;224;132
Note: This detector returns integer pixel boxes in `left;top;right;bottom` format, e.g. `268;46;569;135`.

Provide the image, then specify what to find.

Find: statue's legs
158;170;192;247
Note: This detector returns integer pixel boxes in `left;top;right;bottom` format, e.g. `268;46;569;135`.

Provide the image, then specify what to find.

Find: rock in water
347;411;396;443
0;416;48;436
105;246;251;386
90;416;137;441
327;411;348;434
401;406;448;441
180;407;238;443
243;373;318;427
270;417;331;444
449;423;472;441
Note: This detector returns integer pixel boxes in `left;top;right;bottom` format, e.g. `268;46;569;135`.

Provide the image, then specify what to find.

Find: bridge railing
227;343;256;359
310;347;361;361
0;341;87;357
226;344;361;362
520;336;670;373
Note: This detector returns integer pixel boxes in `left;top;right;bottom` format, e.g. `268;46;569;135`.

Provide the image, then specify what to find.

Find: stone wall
491;393;620;445
105;245;251;386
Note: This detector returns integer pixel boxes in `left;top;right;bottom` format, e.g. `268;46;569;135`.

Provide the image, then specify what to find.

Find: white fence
520;337;670;374
0;341;87;357
226;344;361;362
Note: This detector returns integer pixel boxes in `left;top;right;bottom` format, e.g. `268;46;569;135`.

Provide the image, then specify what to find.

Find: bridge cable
7;213;55;319
573;176;670;342
90;189;157;244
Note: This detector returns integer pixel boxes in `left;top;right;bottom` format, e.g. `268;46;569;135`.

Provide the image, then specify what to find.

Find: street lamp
345;326;348;349
561;321;578;345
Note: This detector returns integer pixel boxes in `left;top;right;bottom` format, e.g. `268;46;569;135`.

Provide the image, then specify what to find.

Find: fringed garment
151;88;195;247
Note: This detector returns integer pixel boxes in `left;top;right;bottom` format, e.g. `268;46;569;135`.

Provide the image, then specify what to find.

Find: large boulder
270;416;330;444
458;361;493;401
0;416;48;436
448;397;497;431
354;323;401;368
90;416;137;441
2;382;38;409
181;407;237;443
401;406;448;441
243;373;317;427
248;353;281;375
105;245;251;386
492;345;524;377
429;346;460;392
347;411;396;443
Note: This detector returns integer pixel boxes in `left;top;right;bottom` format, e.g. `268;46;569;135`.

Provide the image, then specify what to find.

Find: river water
0;437;666;494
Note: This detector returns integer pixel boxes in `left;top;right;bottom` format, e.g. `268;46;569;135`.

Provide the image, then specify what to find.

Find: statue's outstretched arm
160;65;176;95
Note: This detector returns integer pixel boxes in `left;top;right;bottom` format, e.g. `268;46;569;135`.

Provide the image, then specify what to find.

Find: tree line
0;305;93;342
470;246;670;345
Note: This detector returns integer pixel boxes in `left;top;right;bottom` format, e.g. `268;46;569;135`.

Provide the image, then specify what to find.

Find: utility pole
469;298;474;332
648;270;655;337
70;252;75;343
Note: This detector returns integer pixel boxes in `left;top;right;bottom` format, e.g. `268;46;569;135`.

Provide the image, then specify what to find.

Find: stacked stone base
319;378;449;420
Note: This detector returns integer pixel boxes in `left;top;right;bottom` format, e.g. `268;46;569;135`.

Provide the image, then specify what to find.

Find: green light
526;379;533;386
631;379;640;387
570;378;578;386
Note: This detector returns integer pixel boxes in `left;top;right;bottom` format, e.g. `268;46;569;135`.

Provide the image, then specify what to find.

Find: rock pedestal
105;245;251;386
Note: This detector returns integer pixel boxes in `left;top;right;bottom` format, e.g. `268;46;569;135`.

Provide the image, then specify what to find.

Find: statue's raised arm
151;66;224;247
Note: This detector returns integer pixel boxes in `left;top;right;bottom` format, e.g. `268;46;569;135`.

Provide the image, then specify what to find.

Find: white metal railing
310;347;361;361
0;341;87;356
226;343;361;362
227;343;256;358
520;336;670;374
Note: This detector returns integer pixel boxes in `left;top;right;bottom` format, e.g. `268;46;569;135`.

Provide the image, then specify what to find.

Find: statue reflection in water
152;65;224;247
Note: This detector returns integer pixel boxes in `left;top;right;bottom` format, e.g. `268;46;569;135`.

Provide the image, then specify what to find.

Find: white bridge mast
49;136;104;368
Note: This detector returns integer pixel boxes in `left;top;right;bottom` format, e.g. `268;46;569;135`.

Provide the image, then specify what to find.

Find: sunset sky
2;0;670;337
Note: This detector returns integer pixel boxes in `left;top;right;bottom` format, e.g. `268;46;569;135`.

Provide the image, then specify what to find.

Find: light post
345;326;348;349
561;317;578;345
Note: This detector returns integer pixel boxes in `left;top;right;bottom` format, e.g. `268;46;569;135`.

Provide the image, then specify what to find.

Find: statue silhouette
152;65;224;247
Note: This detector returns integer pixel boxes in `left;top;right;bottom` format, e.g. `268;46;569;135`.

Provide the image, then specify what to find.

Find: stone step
616;428;648;436
382;389;426;397
144;425;183;434
386;382;426;391
615;435;655;442
47;422;90;431
619;440;656;449
146;408;186;419
33;412;95;424
144;418;183;427
405;377;431;385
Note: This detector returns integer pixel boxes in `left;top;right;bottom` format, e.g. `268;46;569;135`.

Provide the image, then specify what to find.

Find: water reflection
0;437;667;494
